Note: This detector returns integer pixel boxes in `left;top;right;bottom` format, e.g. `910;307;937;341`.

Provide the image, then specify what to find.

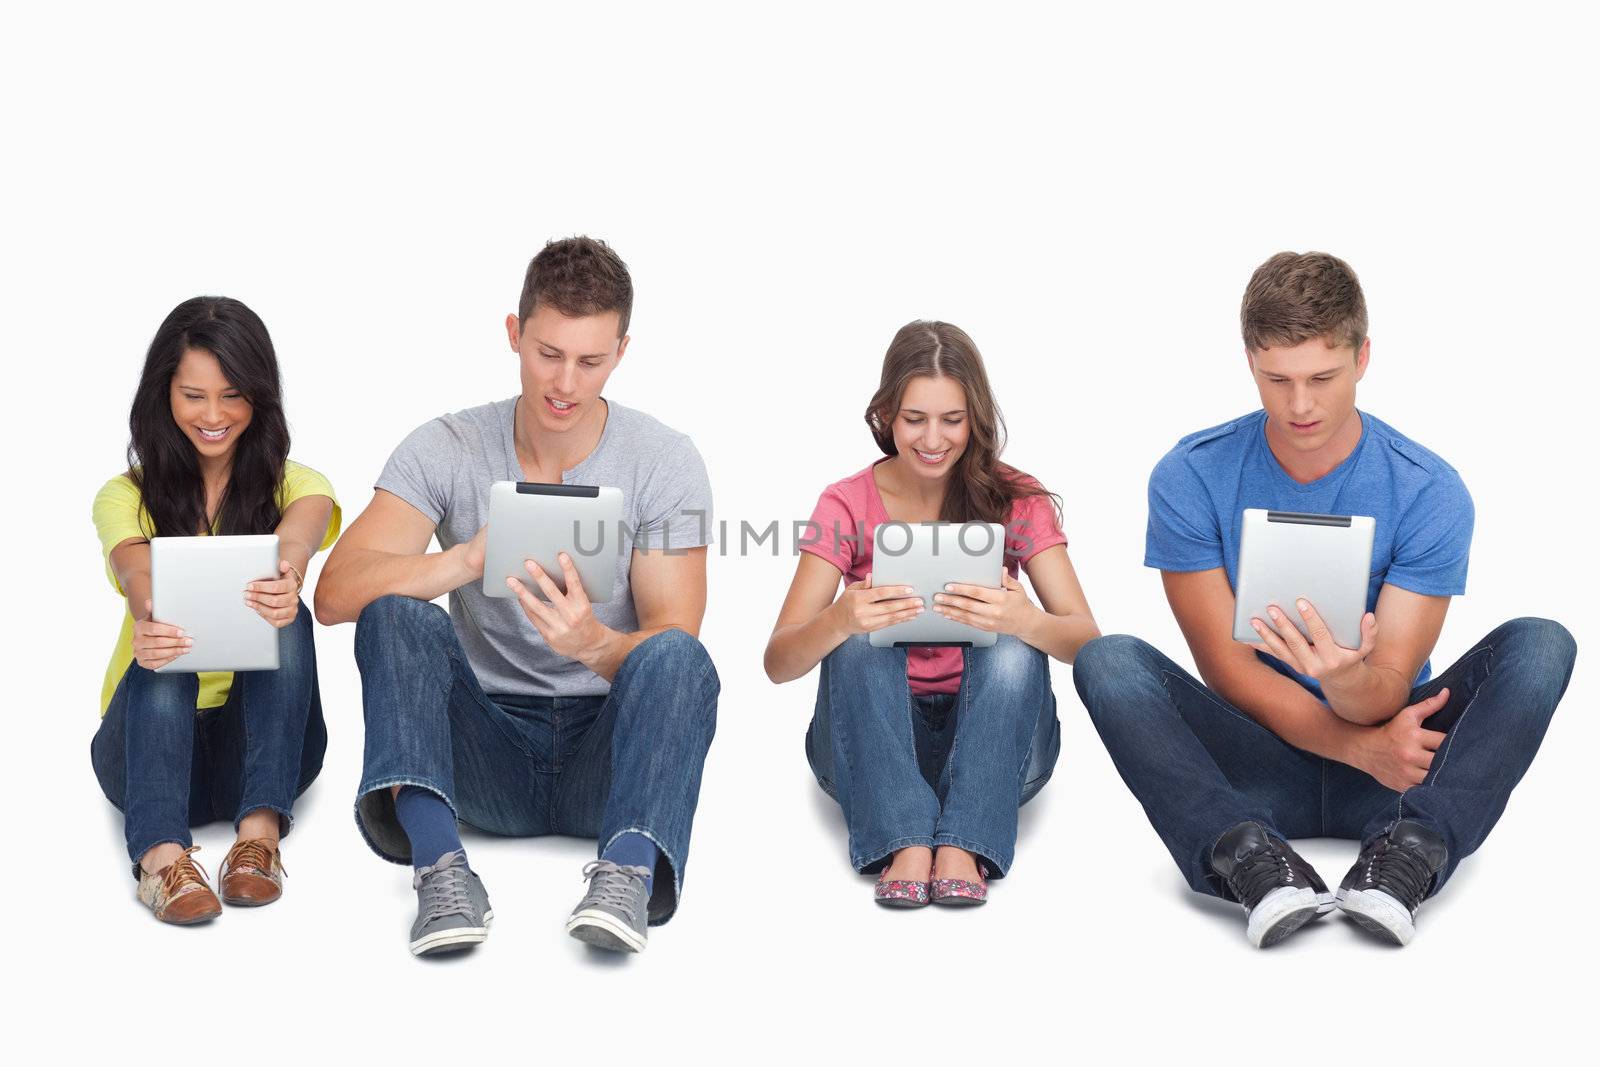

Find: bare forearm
579;624;678;682
315;545;472;625
765;603;850;684
277;536;316;582
1017;608;1101;664
1209;662;1372;766
1320;662;1411;726
124;571;153;619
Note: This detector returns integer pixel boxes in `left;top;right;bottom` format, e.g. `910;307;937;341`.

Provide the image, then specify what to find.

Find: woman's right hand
132;599;193;669
832;574;924;635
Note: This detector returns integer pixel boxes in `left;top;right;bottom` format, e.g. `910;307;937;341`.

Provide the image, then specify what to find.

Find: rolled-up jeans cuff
234;800;295;839
126;834;191;874
601;826;683;927
355;776;456;866
931;832;1012;878
852;834;936;875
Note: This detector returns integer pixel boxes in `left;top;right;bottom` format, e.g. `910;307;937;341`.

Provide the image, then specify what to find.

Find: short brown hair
518;236;633;336
1241;251;1367;353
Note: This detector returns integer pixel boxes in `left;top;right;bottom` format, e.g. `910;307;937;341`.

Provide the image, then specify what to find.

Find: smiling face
169;347;252;462
891;374;971;481
1249;335;1369;459
506;305;628;434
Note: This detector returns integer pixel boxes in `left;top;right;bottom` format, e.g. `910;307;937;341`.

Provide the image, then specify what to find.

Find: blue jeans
805;633;1060;876
91;604;327;869
353;595;719;925
1073;618;1576;899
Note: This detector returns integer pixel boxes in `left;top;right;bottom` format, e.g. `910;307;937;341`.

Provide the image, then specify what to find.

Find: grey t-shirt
376;396;713;697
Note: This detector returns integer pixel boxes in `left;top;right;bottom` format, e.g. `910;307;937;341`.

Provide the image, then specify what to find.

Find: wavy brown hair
864;320;1060;531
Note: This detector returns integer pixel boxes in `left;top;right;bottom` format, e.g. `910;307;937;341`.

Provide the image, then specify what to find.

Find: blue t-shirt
1145;409;1473;697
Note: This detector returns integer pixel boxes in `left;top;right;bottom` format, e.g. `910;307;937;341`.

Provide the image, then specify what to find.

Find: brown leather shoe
220;838;285;906
137;847;222;925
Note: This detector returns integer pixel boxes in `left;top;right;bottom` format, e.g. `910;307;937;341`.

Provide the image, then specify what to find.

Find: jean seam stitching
1159;669;1256;729
1424;646;1492;789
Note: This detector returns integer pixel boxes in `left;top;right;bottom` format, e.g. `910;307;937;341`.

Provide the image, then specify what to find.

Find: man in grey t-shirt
318;237;719;958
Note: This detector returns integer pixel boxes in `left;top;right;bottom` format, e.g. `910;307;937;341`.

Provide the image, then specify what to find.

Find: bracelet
285;562;304;593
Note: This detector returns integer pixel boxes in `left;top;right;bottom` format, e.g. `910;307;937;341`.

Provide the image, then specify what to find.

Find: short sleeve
92;475;150;595
1384;470;1474;597
1006;486;1067;566
278;460;343;550
637;435;715;551
798;483;864;576
1144;450;1225;572
375;419;453;525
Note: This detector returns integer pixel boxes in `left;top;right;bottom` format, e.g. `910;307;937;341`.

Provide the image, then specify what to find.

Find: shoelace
161;846;214;899
413;850;477;924
1353;838;1432;911
580;860;651;911
222;839;283;881
1227;843;1299;908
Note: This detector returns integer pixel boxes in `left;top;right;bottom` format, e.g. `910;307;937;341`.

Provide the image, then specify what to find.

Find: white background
5;2;1596;1062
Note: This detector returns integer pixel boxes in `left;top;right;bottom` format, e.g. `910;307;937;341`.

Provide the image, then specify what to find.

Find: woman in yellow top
91;296;340;925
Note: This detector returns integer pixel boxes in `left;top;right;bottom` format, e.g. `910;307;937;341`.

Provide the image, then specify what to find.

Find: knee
1492;618;1577;702
1072;634;1161;705
1073;634;1155;683
977;634;1047;689
822;632;878;674
628;628;720;694
276;601;317;668
1497;617;1577;666
126;664;198;719
355;595;450;659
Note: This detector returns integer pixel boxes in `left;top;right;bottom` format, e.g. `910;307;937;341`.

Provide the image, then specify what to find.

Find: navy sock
601;832;658;895
394;786;464;871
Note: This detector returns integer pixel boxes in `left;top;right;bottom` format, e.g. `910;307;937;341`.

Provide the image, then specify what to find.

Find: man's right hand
1352;688;1450;791
132;599;192;670
832;574;924;635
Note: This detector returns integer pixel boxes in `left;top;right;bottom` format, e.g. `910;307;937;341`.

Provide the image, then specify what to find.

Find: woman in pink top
765;321;1101;907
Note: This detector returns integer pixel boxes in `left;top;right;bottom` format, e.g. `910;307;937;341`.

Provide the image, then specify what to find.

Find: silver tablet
1232;509;1376;647
151;534;282;672
868;521;1007;648
482;481;624;603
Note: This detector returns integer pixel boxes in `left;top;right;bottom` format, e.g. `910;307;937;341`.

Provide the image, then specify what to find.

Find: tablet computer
150;534;282;672
868;521;1007;648
1232;509;1376;648
482;481;624;603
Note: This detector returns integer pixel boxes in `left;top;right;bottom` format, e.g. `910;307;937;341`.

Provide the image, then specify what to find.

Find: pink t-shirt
800;460;1068;695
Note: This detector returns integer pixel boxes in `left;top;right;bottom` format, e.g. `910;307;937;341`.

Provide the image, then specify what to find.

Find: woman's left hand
932;573;1036;636
246;561;301;628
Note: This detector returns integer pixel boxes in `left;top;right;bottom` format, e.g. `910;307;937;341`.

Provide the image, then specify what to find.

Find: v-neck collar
1258;409;1369;495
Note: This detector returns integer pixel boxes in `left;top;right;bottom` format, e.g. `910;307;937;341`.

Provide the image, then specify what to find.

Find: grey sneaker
565;859;651;953
408;850;493;957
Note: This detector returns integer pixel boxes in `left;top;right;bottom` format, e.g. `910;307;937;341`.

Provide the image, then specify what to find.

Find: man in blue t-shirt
1073;252;1575;948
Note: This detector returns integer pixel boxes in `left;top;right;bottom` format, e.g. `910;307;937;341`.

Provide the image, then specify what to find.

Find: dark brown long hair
127;297;289;538
864;320;1060;528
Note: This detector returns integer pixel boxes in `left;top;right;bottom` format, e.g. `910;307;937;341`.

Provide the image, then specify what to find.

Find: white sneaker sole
1336;888;1415;946
566;907;646;954
1247;886;1322;948
410;909;494;956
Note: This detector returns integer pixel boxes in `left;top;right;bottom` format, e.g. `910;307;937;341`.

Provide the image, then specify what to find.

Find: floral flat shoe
874;873;931;908
930;865;989;907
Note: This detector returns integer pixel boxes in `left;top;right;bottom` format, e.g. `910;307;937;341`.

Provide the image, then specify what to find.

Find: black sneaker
1210;822;1332;948
1336;821;1446;946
